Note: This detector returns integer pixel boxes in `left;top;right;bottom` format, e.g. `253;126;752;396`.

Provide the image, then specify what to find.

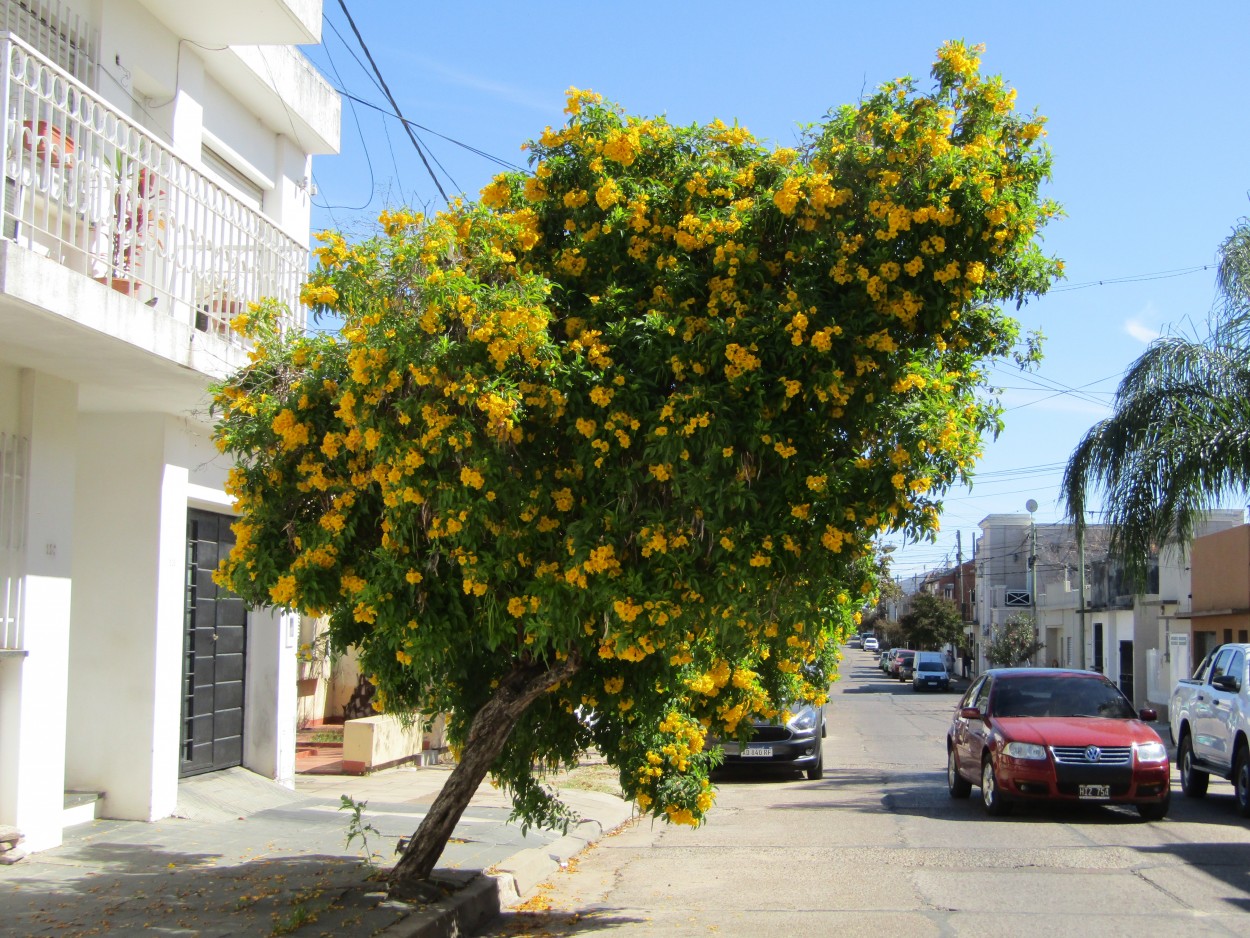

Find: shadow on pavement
480;909;647;936
751;765;1172;826
0;846;414;937
839;679;962;695
1135;841;1250;909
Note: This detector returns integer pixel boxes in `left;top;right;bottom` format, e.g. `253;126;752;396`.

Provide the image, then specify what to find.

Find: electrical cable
1050;264;1213;293
311;37;380;211
334;0;449;203
334;89;529;174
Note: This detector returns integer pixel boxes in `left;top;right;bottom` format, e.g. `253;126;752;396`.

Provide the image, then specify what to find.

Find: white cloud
1123;302;1163;343
402;54;553;114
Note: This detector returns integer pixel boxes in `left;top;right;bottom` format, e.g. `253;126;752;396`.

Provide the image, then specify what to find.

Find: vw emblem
1085;745;1101;763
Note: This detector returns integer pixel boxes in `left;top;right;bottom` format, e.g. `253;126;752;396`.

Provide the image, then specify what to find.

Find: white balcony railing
0;431;26;652
0;32;307;343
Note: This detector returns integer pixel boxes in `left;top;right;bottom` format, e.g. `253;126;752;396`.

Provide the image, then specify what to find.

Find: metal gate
1118;639;1134;704
180;509;246;777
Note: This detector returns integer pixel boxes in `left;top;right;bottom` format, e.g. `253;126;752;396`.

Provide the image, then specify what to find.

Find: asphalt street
478;649;1250;937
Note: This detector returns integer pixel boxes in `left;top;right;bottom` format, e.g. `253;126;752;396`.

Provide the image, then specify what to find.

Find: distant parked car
716;703;826;780
912;652;950;691
946;668;1170;819
887;648;914;678
879;649;893;673
896;653;916;682
862;637;879;652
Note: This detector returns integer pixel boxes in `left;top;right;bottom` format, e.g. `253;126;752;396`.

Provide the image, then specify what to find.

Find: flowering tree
985;613;1045;667
213;42;1060;894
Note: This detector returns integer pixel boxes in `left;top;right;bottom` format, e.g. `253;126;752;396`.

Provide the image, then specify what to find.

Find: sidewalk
0;760;634;937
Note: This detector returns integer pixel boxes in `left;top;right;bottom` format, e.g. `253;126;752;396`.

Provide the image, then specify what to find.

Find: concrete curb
381;808;633;936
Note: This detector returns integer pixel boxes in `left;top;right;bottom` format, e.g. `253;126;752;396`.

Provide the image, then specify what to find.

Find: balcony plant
99;154;162;296
195;278;247;336
21;119;75;168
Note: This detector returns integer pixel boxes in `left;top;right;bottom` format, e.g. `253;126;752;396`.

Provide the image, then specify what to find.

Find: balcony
135;0;322;46
0;33;308;358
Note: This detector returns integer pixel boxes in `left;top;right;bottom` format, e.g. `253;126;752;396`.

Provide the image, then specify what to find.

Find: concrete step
63;790;102;828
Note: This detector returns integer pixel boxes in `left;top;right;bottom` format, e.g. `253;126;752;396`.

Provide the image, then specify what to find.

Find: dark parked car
896;653;916;682
946;669;1170;819
717;703;826;780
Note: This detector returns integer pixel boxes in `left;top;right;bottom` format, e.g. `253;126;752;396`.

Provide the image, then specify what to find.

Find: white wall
66;412;168;820
3;371;77;851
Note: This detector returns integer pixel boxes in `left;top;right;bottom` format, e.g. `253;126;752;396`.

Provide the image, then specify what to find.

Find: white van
911;651;950;691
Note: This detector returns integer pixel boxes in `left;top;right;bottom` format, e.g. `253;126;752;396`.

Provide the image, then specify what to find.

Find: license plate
1078;784;1110;799
742;745;773;758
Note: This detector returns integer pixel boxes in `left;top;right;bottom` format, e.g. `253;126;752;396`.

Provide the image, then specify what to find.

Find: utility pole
956;530;964;621
956;530;966;673
1078;521;1087;670
1027;499;1038;665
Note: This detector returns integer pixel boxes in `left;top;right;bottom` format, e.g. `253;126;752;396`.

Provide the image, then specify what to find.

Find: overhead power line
334;89;529;174
335;0;449;204
1049;264;1213;293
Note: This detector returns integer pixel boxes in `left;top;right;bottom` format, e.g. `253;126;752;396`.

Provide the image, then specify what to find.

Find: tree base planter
341;713;424;775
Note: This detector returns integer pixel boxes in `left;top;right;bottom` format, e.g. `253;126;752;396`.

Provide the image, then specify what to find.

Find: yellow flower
269;575;297;606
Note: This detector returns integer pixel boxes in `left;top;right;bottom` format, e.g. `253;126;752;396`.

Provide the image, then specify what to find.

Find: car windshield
918;662;944;672
991;676;1136;719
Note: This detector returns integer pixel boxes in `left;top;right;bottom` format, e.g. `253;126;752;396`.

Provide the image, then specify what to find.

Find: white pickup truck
1170;643;1250;815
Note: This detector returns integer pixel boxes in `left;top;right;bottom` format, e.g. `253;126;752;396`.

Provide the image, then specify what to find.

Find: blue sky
301;0;1250;580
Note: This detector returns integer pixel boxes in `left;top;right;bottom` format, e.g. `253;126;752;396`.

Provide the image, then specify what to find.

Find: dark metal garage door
180;509;246;777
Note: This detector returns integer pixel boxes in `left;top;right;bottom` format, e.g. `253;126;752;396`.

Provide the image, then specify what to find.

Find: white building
0;0;339;853
974;510;1244;709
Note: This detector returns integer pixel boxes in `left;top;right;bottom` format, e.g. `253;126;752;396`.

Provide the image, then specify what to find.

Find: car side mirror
1138;707;1158;722
959;706;983;721
1213;674;1241;693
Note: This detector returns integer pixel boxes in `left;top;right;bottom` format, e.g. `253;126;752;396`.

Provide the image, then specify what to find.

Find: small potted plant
98;154;162;295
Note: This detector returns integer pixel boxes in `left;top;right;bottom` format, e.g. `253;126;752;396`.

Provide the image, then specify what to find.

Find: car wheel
1234;748;1250;818
981;757;1010;816
1178;733;1209;798
1137;795;1169;821
806;747;824;781
948;746;971;799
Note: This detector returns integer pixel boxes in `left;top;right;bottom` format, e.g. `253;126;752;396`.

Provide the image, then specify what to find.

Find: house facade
972;510;1244;710
0;0;339;853
1174;524;1250;680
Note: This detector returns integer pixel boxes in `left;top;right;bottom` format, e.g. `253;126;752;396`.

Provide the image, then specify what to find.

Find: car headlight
1135;741;1168;763
1002;741;1047;761
786;706;819;732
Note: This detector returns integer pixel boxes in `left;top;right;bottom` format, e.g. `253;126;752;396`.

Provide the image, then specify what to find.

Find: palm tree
1062;221;1250;587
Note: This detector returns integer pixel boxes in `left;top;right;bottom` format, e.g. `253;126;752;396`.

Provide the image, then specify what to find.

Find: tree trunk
387;654;581;898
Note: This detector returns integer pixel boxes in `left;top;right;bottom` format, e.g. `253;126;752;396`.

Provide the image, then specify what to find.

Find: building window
201;145;264;211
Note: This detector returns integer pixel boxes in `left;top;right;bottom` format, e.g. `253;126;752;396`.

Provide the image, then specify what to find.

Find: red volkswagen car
946;669;1170;819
